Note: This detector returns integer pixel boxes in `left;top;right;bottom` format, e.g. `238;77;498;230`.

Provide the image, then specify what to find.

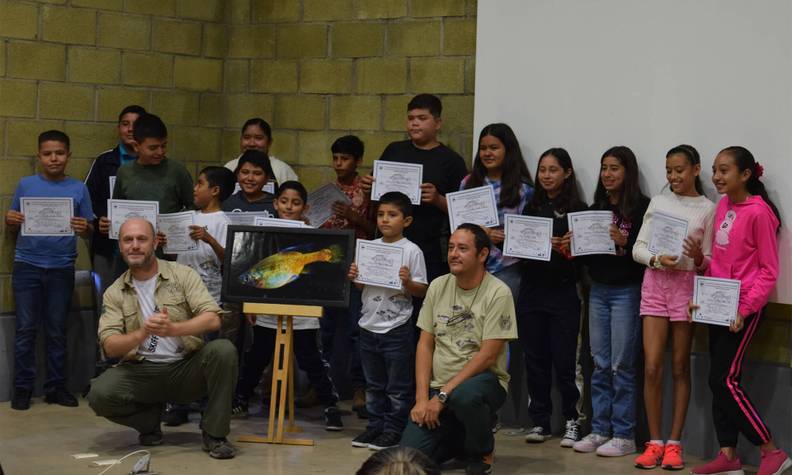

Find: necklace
448;276;484;326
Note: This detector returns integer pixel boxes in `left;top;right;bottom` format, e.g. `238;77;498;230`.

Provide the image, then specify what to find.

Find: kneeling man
401;223;517;475
87;218;237;459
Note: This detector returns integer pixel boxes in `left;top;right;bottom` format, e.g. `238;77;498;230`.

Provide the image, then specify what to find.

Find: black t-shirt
584;197;650;286
221;191;276;216
378;140;468;266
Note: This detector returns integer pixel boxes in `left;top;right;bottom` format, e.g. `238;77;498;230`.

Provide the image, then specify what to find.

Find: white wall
474;0;792;304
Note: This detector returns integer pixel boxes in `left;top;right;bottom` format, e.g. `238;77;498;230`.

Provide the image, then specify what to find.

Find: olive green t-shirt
112;158;194;214
417;272;517;391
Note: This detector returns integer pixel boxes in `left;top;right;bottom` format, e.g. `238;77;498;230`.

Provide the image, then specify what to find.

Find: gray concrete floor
0;397;748;475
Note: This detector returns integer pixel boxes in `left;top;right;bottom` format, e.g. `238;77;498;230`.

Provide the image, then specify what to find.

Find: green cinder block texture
356;58;406;94
0;1;39;40
331;23;384;58
124;0;176;17
410;57;465;93
300;60;353;94
252;0;300;22
39;83;94;120
411;0;466;18
329;96;380;131
227;25;275;59
444;19;477;55
0;79;37;118
356;0;406;19
152;19;203;56
97;87;150;122
122;52;173;87
250;60;298;93
174;57;223;92
303;0;353;21
42;6;96;45
387;21;440;56
277;24;327;59
69;47;121;84
7;42;66;81
97;13;151;50
276;95;326;130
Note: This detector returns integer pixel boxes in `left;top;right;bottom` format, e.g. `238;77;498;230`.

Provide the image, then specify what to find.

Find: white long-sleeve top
633;191;716;271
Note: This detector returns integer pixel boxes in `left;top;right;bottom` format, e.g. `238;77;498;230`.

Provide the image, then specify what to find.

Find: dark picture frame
222;225;355;308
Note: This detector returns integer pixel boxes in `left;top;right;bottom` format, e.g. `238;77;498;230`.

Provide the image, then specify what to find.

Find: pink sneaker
758;449;792;475
690;452;745;475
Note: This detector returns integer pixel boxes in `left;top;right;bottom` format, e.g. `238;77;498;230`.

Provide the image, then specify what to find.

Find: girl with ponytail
688;146;789;475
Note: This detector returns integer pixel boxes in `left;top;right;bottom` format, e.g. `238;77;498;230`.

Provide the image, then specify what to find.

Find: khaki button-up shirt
98;259;221;362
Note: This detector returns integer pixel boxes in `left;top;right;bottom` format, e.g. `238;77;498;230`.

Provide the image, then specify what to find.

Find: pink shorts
640;268;695;321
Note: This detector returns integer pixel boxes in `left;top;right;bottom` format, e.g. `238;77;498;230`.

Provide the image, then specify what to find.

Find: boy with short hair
5;130;94;410
347;191;428;450
363;94;468;282
85;104;146;296
175;166;236;306
221;149;276;217
319;135;374;416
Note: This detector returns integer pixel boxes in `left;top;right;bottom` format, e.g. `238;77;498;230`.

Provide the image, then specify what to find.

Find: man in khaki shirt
401;224;517;475
87;218;237;459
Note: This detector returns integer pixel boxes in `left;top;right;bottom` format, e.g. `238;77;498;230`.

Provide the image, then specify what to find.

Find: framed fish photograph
222;225;355;307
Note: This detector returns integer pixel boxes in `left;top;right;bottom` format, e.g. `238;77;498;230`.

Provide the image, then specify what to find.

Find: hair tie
754;162;764;178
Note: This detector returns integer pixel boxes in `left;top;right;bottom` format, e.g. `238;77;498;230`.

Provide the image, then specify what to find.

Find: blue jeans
588;282;641;438
12;262;75;391
359;323;415;434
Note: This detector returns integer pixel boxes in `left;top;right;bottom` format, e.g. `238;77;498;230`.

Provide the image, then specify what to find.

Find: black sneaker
138;427;163;446
324;406;343;431
11;388;32;411
231;395;249;418
163;403;189;426
465;453;494;475
351;428;382;448
202;431;236;459
44;387;78;407
368;431;400;451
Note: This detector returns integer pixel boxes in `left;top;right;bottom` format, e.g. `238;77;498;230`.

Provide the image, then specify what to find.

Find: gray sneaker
524;426;552;443
595;437;636;457
573;433;610;453
202;431;236;459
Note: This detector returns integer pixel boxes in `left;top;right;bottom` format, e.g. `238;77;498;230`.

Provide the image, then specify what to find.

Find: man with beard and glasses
87;218;238;459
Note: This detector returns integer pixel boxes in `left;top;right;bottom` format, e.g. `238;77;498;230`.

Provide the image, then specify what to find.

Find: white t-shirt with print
133;275;184;363
359;237;427;334
177;211;229;305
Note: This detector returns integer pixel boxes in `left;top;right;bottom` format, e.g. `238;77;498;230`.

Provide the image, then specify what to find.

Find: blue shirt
118;142;136;166
11;174;94;268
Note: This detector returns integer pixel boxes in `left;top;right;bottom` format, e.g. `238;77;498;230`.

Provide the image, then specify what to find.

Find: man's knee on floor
87;375;122;415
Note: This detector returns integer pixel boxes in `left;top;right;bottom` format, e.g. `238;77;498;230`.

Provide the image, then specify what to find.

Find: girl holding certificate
517;148;588;446
631;145;715;470
460;123;533;299
572;146;649;457
686;147;789;475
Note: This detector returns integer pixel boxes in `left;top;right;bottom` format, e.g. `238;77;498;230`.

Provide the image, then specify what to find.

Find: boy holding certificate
5;130;93;410
347;192;428;450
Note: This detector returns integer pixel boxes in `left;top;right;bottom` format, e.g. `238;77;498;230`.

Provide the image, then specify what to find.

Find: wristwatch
652;255;664;269
437;391;449;404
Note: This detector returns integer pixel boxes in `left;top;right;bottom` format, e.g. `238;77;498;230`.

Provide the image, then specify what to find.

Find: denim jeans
588;282;641;438
12;262;75;391
319;286;365;388
359;322;415;434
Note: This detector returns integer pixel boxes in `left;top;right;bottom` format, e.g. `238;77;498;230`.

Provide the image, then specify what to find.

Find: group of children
5;91;790;475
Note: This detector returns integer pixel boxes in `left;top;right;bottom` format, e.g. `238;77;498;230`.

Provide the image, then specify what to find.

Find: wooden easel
237;303;323;447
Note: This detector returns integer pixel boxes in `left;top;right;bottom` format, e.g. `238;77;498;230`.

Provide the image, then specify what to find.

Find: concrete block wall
0;0;479;314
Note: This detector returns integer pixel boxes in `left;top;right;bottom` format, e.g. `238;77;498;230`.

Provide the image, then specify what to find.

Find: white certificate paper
109;176;116;197
354;239;405;290
305;183;351;228
693;276;741;327
503;214;553;261
567;211;616;256
253;216;307;228
108;199;159;240
157;211;197;254
371;160;423;205
648;211;689;257
224;211;276;226
20;197;74;237
446;186;499;231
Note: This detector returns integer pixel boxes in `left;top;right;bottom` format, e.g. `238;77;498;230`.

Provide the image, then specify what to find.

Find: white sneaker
560;419;581;448
595;437;636;457
524;426;551;443
573;433;610;453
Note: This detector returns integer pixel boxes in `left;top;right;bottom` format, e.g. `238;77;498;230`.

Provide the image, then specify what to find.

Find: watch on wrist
653;255;664;269
437;391;449;404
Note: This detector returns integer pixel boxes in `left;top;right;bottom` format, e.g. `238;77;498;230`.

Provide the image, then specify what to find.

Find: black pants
517;282;581;430
708;313;772;447
236;326;339;407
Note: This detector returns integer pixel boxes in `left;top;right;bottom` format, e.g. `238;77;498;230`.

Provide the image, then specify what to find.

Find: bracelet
652;255;663;269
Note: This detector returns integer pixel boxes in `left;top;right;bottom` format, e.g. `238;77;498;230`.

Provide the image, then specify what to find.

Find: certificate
371;160;423;205
693;276;741;327
305;183;350;228
446;186;499;231
567;211;615;256
648;211;689;257
502;214;553;261
157;211;197;254
224;211;276;226
354;239;404;290
108;199;159;240
253;216;307;228
20;197;74;237
109;176;116;197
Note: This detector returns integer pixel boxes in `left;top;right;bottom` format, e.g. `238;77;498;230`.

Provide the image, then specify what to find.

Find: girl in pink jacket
689;146;789;475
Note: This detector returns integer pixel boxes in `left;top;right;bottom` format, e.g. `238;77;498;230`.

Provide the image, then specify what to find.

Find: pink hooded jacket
706;195;779;317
